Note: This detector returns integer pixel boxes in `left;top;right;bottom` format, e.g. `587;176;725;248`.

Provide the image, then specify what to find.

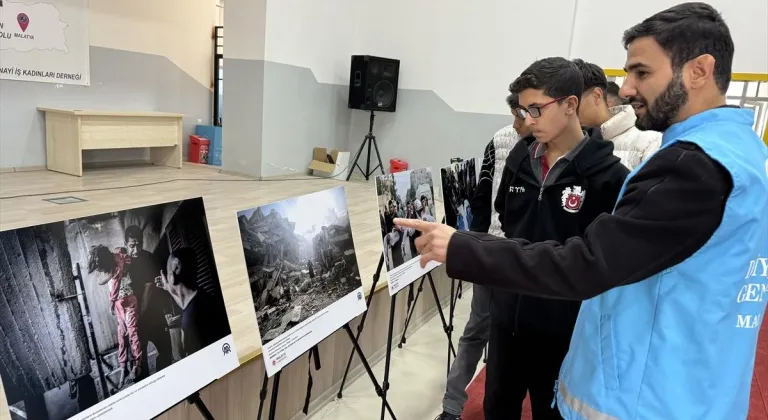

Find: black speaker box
348;55;400;112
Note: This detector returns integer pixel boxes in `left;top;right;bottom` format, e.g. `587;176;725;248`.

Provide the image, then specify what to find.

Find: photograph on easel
236;186;367;377
440;158;477;231
376;168;441;295
0;198;239;420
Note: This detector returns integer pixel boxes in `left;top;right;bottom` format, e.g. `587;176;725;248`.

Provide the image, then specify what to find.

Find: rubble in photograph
239;206;361;343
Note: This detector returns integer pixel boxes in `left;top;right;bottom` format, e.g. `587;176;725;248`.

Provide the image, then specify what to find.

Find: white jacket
601;105;662;170
487;125;521;237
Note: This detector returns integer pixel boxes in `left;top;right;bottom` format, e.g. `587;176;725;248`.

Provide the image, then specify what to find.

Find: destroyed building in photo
238;195;363;345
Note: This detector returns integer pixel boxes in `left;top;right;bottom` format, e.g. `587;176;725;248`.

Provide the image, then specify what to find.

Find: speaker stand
347;110;385;181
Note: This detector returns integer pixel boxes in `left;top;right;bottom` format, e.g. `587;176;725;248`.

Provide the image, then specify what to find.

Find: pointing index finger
394;218;434;232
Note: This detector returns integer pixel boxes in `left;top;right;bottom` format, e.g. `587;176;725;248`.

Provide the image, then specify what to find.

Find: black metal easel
338;254;385;395
396;217;461;376
336;255;398;419
259;254;396;419
346;110;385;181
186;392;215;420
255;370;282;420
396;273;457;369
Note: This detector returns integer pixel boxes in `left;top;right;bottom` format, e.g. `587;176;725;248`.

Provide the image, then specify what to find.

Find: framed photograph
236;186;367;377
375;168;441;295
0;197;238;420
440;158;477;231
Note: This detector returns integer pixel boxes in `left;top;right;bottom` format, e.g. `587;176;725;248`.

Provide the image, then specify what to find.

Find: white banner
0;0;90;85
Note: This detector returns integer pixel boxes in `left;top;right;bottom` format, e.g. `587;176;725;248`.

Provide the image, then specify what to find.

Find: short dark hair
622;2;733;93
124;225;143;244
606;81;621;97
572;59;608;96
168;247;199;291
505;91;520;110
88;245;115;274
510;57;584;106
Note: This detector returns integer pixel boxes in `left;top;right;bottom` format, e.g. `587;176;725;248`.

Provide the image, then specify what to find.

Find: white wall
262;0;768;116
570;0;768;73
264;0;357;84
89;0;219;88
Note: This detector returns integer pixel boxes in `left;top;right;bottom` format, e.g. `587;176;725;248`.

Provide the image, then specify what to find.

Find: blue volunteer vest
556;107;768;420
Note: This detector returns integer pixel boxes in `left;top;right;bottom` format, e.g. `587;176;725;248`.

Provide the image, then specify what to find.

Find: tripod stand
396;272;458;376
346;110;385;181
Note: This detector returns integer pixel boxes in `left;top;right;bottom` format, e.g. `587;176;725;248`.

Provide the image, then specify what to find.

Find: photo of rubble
237;186;363;346
376;168;437;272
440;158;477;231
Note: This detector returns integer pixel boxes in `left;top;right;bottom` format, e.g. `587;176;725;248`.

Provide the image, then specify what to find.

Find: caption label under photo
73;336;239;420
387;257;441;295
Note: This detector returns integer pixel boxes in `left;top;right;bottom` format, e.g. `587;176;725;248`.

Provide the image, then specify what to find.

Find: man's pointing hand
394;218;457;267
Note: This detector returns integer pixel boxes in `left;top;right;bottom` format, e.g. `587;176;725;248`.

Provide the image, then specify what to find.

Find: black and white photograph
376;168;441;295
236;186;366;376
0;198;237;420
440;158;477;231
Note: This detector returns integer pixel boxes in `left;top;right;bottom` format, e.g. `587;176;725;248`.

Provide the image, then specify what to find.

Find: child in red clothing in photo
88;245;143;387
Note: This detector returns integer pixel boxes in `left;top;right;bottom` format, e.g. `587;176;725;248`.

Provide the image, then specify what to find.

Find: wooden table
38;108;185;176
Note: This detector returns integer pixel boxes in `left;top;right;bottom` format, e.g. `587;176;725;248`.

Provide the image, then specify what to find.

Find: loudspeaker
348;55;400;112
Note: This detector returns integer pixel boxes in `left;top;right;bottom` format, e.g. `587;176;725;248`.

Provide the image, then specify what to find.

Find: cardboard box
308;147;350;180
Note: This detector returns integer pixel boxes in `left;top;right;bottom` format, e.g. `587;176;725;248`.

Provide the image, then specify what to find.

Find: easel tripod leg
338;255;385;398
398;276;425;347
342;324;398;419
268;371;282;420
186;392;215;420
381;294;397;420
427;273;457;358
257;372;269;420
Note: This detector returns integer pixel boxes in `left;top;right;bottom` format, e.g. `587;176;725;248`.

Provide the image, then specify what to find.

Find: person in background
396;3;768;419
606;81;627;107
482;57;628;420
123;225;173;379
574;59;661;169
435;91;531;420
157;247;231;356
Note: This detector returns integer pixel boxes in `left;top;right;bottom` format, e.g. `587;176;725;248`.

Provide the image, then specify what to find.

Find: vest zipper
538;165;551;201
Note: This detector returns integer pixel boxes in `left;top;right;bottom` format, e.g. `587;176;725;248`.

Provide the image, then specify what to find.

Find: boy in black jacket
485;58;628;420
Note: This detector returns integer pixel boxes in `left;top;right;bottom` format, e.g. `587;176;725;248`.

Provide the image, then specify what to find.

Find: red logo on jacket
561;186;586;213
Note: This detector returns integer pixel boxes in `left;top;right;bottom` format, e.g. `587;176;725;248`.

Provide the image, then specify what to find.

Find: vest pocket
599;314;620;390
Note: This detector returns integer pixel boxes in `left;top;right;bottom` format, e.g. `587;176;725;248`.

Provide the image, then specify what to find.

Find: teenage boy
396;3;768;419
573;59;661;169
605;81;626;107
436;92;531;420
484;57;629;420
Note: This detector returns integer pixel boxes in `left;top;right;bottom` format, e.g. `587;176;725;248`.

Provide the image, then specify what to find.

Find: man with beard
123;226;173;378
396;3;768;419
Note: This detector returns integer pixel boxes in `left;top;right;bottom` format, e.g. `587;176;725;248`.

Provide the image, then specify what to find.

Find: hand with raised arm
394;218;456;267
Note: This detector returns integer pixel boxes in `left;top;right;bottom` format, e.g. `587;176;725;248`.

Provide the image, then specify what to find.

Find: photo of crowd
0;198;231;420
376;168;437;271
441;158;477;231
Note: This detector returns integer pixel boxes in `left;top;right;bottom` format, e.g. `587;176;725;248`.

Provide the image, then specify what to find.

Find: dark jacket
491;127;629;336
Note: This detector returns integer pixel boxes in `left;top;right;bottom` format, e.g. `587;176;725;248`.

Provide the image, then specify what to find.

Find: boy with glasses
436;92;531;420
484;57;628;420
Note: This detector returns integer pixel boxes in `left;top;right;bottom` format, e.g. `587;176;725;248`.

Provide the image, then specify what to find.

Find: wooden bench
38;108;184;176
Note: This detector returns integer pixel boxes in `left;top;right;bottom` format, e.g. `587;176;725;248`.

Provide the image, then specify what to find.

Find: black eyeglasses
514;96;567;119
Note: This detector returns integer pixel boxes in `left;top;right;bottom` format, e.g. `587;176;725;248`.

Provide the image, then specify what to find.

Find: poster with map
0;0;90;85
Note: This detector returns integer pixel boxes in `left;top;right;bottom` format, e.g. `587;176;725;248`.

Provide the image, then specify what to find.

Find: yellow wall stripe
604;69;768;82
